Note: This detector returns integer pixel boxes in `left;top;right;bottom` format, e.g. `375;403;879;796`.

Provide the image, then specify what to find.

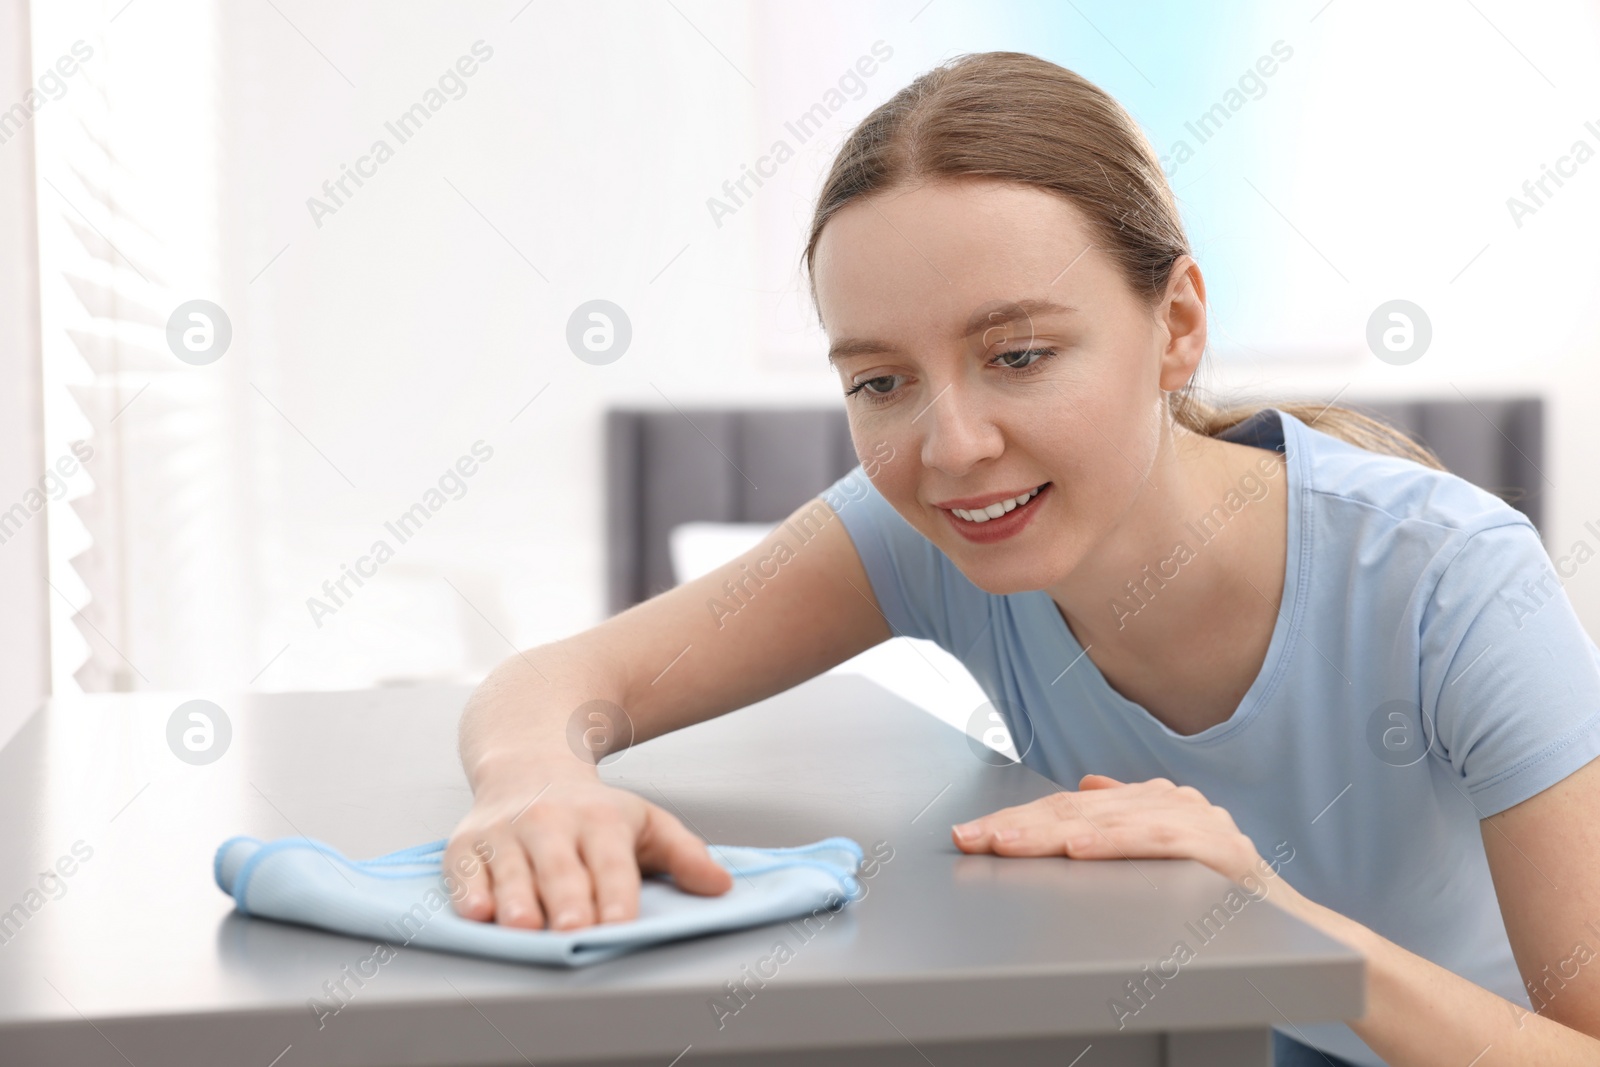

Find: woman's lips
939;483;1052;544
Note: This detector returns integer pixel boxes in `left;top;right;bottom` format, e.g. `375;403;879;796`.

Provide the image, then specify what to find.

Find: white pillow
668;521;774;583
666;522;993;740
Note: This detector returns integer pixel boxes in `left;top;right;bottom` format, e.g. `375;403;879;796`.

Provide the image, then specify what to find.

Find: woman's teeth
951;486;1042;524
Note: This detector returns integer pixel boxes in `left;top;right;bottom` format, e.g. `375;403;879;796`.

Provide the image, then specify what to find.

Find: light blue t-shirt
827;407;1600;1067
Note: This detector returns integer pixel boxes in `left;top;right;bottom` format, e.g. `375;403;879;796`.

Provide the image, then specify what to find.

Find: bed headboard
605;408;856;612
604;398;1545;613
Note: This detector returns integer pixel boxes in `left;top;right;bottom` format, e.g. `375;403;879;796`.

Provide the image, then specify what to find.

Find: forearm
1270;885;1600;1066
458;639;623;789
457;503;889;796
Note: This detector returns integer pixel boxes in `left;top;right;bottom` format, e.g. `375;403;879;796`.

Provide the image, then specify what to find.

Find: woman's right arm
445;495;890;930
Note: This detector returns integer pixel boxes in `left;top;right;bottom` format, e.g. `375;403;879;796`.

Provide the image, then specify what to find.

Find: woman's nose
917;385;1004;476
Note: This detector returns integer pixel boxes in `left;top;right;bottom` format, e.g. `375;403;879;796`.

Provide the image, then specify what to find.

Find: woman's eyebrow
963;298;1077;338
826;338;897;365
827;298;1077;365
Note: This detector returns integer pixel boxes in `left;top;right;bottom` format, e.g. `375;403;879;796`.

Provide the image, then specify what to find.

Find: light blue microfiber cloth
214;834;865;967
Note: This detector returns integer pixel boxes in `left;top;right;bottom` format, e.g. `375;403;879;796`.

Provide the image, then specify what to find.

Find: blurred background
2;0;1598;748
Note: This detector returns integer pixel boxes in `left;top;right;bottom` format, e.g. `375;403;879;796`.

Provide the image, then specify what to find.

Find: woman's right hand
444;773;734;930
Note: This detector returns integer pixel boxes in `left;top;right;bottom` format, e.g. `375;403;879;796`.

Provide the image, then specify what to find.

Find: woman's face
812;178;1200;595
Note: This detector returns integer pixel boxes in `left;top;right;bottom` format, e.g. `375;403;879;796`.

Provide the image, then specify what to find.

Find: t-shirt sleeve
1423;519;1600;817
822;466;995;658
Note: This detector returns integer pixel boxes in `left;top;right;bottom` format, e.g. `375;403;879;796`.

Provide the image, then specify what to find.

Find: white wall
204;1;946;689
0;0;51;744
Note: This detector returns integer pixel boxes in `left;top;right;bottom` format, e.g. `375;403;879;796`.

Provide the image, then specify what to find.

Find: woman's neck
1046;423;1290;735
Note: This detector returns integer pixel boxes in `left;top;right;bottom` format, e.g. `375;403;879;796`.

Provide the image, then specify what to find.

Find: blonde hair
802;50;1445;471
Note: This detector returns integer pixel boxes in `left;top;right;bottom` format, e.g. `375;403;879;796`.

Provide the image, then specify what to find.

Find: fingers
636;806;734;897
524;822;596;931
577;813;644;924
445;786;733;932
1079;773;1125;789
486;833;545;929
963;805;1213;858
1058;823;1248;874
950;776;1255;881
444;835;496;921
953;814;1081;855
952;790;1097;852
952;779;1184;854
453;813;637;930
527;803;734;929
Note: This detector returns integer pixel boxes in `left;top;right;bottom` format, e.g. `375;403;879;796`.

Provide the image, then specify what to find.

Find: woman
447;52;1600;1066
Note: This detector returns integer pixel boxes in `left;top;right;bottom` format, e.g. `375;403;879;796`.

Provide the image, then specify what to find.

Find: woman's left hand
951;774;1270;888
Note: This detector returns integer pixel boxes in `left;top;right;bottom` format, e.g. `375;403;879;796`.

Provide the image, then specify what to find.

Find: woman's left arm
951;764;1600;1066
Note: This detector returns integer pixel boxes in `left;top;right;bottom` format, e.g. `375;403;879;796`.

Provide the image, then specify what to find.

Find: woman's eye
993;347;1052;370
847;375;898;398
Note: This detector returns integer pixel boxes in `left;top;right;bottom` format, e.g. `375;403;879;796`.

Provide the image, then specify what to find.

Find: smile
949;486;1043;524
935;483;1052;545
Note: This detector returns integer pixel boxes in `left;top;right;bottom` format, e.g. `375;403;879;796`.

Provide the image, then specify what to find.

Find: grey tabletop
0;674;1363;1066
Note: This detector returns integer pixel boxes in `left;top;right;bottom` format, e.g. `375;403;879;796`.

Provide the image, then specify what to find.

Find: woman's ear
1156;255;1207;392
